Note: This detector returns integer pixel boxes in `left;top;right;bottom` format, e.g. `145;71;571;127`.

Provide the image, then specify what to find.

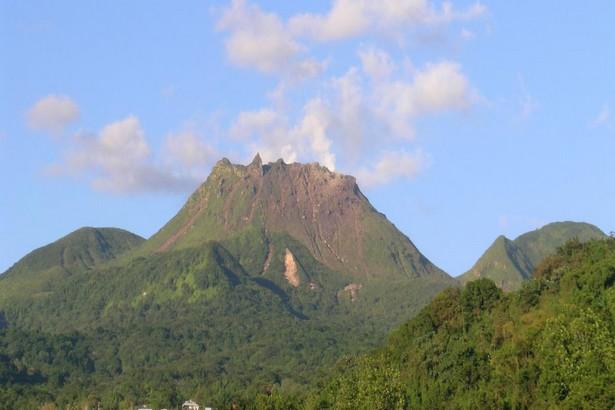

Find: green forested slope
0;223;451;409
0;227;144;302
514;221;605;265
3;227;144;276
1;234;613;409
298;238;615;410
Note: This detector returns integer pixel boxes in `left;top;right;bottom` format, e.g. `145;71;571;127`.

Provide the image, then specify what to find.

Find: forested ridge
250;238;615;409
1;238;614;408
0;227;444;409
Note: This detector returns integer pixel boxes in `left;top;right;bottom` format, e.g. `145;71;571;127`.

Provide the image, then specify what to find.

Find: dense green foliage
0;227;144;303
0;223;449;409
460;221;605;290
4;227;144;276
1;236;614;408
296;238;615;409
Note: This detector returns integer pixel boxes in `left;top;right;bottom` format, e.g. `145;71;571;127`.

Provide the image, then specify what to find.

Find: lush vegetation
0;162;609;409
0;227;144;303
0;223;449;409
2;236;614;409
276;237;614;409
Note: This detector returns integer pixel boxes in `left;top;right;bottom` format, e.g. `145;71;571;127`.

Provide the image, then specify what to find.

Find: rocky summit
145;154;448;282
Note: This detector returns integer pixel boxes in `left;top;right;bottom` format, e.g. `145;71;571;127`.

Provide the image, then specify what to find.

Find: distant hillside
459;222;605;290
0;227;144;300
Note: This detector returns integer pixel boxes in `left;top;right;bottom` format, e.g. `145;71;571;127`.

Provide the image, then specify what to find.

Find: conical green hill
460;221;606;290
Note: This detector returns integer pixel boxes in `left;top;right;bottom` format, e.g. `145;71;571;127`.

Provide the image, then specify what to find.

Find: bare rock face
283;249;300;287
342;283;362;302
145;155;450;282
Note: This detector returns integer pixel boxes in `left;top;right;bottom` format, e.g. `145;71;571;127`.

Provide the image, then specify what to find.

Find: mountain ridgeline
0;227;144;303
0;156;456;408
144;154;448;281
459;222;606;291
0;156;609;409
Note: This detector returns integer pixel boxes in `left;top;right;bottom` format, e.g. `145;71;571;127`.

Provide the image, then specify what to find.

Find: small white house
182;400;200;410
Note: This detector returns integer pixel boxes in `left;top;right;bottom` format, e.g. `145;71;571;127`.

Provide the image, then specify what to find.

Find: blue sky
1;1;614;275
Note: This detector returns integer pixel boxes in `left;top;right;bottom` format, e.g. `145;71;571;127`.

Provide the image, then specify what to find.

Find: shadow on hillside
251;278;308;320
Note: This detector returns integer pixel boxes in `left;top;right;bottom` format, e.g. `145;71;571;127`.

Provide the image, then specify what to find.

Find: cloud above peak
37;2;486;193
289;0;486;42
50;116;216;194
356;150;429;187
227;48;479;185
26;95;80;134
217;0;325;78
217;0;485;78
231;98;336;171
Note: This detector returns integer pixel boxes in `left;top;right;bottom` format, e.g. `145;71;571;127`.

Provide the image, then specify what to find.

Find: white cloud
164;130;217;170
291;58;328;80
294;98;336;170
26;95;80;134
231;98;336;171
34;2;486;194
359;46;396;80
230;52;477;184
230;108;295;164
52;116;197;194
374;59;475;138
411;61;472;112
289;0;372;42
289;0;486;42
590;104;611;129
433;1;486;24
217;0;325;79
329;68;370;157
230;109;283;140
356;150;429;187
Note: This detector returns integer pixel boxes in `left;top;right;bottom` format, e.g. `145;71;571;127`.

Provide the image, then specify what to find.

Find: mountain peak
249;152;263;167
247;153;263;176
3;227;144;275
460;221;606;290
144;156;449;281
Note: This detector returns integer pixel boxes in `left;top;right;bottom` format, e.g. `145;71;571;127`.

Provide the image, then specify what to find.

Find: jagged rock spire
248;152;263;175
